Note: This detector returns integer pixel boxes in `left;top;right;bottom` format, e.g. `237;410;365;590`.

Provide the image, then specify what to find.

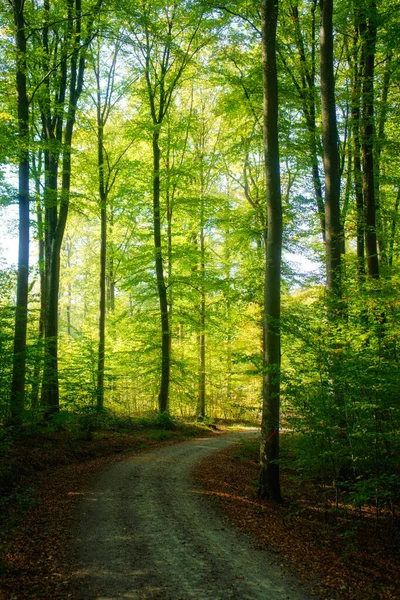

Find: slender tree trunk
165;144;173;352
153;131;170;412
97;110;106;410
30;158;45;407
107;208;115;312
375;50;393;270
197;191;206;418
341;135;352;256
40;127;60;410
320;0;342;305
360;1;379;279
10;0;30;424
65;236;72;336
259;0;283;503
350;31;366;280
42;240;61;411
224;197;232;409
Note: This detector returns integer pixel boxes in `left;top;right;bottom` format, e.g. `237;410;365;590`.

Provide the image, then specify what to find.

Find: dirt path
71;431;312;600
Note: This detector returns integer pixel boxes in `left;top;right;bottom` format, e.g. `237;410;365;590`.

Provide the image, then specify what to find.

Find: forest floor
196;436;400;600
0;424;398;599
0;419;214;599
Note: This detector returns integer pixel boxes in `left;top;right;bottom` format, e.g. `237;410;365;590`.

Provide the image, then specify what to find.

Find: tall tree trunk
41;224;62;411
96;107;106;410
197;191;206;418
65;236;72;336
375;50;393;270
359;0;379;279
320;0;342;305
41;0;94;412
40;145;60;410
350;30;366;281
259;0;283;503
30;156;45;407
165;140;173;352
10;0;30;424
341;139;352;256
224;196;232;411
107;209;115;312
153;131;170;412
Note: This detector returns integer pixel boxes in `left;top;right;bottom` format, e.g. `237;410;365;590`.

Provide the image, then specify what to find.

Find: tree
320;0;341;304
125;0;207;412
36;0;101;413
359;0;379;278
259;0;283;502
349;25;366;280
91;40;133;410
9;0;30;425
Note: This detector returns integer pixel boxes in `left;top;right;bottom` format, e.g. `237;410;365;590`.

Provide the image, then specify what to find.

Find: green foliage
153;411;177;430
282;277;400;509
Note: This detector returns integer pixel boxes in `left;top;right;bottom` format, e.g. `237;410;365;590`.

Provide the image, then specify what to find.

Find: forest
0;0;400;596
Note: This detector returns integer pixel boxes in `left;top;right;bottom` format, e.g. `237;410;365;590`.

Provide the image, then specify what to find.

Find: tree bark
153;131;170;413
107;209;116;312
41;0;95;412
320;0;342;304
350;30;366;280
259;0;283;503
30;155;45;407
197;191;206;419
375;50;393;270
96;98;106;410
10;0;30;424
65;236;72;336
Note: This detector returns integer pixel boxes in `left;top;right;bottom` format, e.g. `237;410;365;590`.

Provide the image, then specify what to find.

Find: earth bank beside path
71;430;312;600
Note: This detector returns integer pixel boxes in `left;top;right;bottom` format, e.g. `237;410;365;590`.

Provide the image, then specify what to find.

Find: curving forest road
71;431;312;600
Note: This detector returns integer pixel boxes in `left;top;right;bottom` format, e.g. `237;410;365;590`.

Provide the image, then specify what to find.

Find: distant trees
123;0;209;412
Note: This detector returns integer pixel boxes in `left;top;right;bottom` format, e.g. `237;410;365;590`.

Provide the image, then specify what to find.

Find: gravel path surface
71;431;312;600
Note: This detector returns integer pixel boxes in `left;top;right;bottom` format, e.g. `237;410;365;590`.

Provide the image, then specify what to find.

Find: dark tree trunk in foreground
10;0;30;424
41;0;97;413
259;0;283;503
320;0;342;304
